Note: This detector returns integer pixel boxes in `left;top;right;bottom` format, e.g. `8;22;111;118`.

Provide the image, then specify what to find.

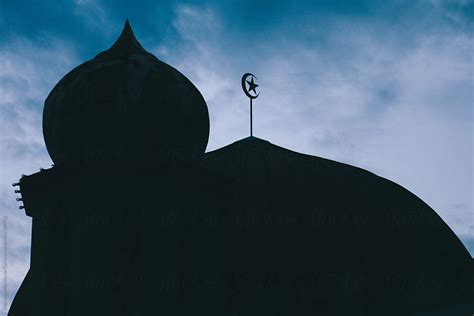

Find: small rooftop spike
96;19;150;58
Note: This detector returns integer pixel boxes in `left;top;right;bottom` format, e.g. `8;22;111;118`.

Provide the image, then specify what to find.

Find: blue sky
0;0;473;312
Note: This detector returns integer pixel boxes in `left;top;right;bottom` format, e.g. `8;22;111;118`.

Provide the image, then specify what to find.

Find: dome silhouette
43;20;210;167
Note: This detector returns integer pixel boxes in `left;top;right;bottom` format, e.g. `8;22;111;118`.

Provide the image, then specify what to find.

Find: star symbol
246;77;259;94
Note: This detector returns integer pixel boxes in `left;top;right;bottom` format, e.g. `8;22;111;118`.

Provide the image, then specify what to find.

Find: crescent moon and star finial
241;73;260;137
242;73;260;99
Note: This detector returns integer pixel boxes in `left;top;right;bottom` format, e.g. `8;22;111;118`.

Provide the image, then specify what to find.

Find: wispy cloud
73;0;112;35
0;36;79;309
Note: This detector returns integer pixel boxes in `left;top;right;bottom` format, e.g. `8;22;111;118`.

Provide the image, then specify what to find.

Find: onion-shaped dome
43;20;209;167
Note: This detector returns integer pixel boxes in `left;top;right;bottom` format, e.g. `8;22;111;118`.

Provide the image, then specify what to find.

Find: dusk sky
0;0;473;312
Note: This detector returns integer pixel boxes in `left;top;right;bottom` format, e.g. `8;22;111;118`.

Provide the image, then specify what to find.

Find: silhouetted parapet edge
14;168;56;217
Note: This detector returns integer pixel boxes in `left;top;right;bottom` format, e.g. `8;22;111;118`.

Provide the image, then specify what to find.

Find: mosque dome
43;20;209;167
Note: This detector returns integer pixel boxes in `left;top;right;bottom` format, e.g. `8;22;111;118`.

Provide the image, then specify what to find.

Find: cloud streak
0;36;79;310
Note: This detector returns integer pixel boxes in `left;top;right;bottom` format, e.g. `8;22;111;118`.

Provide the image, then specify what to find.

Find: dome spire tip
96;19;148;58
123;19;132;32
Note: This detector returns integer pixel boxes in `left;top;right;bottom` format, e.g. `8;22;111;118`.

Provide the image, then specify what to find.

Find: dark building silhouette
9;21;472;316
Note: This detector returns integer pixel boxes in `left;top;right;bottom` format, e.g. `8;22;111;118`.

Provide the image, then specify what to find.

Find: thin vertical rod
250;98;253;137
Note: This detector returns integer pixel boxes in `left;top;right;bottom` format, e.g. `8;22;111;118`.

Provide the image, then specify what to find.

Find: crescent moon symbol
241;73;260;99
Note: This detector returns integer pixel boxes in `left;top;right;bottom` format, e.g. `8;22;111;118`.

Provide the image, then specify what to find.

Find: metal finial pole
250;98;253;136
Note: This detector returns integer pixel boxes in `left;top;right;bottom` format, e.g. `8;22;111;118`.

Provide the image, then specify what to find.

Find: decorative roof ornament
241;73;260;137
95;19;151;59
